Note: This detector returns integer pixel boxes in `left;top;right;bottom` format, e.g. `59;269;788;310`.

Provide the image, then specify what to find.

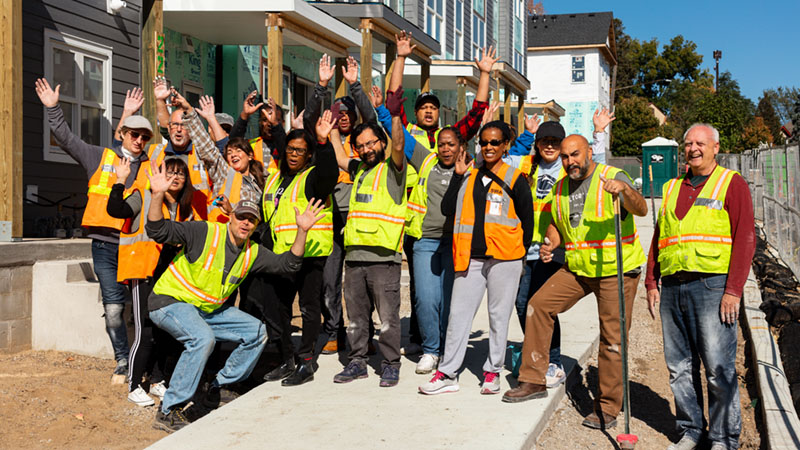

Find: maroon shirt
645;165;755;297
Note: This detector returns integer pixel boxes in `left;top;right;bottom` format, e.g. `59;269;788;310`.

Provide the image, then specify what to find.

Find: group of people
36;30;753;450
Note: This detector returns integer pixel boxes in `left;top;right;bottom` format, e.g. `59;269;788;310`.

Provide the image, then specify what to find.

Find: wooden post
359;19;373;95
267;13;284;106
503;85;512;125
457;78;467;119
384;43;396;92
334;57;347;99
0;0;22;239
141;0;163;127
517;93;525;132
421;62;431;93
492;71;500;120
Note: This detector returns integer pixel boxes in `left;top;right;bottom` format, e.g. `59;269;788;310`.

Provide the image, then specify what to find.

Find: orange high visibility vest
207;167;247;224
82;148;127;230
148;143;212;195
452;163;525;272
249;137;280;175
336;134;357;184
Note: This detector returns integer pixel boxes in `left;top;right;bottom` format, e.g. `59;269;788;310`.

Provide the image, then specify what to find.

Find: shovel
613;196;638;449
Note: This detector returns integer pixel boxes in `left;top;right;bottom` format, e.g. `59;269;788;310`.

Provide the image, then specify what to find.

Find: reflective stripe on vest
344;159;407;252
82;148;126;230
406;124;441;153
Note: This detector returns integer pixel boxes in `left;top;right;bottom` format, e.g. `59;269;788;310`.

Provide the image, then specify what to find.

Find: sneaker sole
379;380;398;387
128;397;155;407
415;367;435;375
333;374;368;384
501;390;548;403
418;385;460;395
321;350;338;355
480;385;501;395
152;420;184;433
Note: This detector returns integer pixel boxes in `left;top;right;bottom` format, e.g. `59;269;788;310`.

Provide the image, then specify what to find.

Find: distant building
525;11;616;153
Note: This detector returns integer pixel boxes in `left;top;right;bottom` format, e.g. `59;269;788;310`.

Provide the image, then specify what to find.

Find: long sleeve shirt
399;99;488;146
304;81;378;137
645;169;755;298
46;105;148;242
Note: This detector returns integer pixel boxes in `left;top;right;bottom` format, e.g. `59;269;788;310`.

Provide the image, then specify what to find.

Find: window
474;0;484;17
44;30;112;164
512;0;524;72
472;14;485;60
572;56;586;83
425;0;444;48
454;0;464;59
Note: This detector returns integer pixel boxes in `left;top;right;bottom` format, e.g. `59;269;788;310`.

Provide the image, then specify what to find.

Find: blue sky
545;1;799;102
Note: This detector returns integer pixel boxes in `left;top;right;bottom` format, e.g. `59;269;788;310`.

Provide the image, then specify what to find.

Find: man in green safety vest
143;162;325;432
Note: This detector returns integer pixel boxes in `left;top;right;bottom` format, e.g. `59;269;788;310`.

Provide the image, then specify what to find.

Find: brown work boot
321;340;338;355
501;382;547;403
581;410;617;429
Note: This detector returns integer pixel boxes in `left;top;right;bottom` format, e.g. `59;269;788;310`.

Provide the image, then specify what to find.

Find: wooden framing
384;43;396;91
421;63;430;93
517;95;525;132
267;13;284;106
0;0;22;239
359;19;373;95
141;0;163;128
457;78;467;120
492;71;500;121
334;58;347;99
503;85;511;125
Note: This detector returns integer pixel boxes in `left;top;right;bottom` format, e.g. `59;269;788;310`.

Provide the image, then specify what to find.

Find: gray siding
486;0;495;49
497;0;511;63
22;0;142;237
445;0;454;56
464;0;471;56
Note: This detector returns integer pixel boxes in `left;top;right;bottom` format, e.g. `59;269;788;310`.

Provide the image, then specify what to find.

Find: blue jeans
515;259;562;366
661;274;740;449
412;237;455;356
150;302;268;414
91;239;130;362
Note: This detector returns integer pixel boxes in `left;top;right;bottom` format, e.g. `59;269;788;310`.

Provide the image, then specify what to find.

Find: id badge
487;192;503;216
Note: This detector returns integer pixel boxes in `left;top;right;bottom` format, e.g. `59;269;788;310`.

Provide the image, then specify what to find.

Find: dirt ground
536;280;763;449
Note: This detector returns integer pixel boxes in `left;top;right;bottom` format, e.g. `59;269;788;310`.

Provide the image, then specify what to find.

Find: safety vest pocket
355;221;379;234
695;246;721;258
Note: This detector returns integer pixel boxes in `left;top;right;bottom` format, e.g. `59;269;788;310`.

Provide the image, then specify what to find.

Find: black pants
321;212;347;342
128;278;181;391
242;257;326;361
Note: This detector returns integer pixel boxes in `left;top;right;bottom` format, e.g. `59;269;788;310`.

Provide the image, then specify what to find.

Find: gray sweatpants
438;258;523;378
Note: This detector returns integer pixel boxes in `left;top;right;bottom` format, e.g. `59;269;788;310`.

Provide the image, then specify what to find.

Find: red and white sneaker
480;371;501;394
419;370;459;395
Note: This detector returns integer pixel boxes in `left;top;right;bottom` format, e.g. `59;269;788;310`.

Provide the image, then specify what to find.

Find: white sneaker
401;343;423;356
709;443;727;450
419;371;459;395
667;435;698;450
127;386;155;407
545;363;566;388
150;381;167;399
480;371;501;394
415;354;439;374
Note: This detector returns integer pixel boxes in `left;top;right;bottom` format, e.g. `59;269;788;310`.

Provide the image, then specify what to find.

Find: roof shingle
527;11;613;48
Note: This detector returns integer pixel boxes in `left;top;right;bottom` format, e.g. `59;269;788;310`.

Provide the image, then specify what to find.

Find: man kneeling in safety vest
502;135;649;432
143;163;325;432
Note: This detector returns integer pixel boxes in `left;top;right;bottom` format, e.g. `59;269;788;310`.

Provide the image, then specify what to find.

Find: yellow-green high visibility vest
344;159;407;253
531;165;567;243
262;167;334;257
406;123;441;154
552;164;646;278
405;153;440;239
657;164;736;276
153;222;258;313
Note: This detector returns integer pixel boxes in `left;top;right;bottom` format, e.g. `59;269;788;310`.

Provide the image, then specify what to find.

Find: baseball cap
535;121;566;141
121;115;154;135
415;92;440;110
215;113;235;128
232;200;260;221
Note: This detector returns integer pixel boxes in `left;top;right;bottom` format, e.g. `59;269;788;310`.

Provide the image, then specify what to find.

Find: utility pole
713;50;722;92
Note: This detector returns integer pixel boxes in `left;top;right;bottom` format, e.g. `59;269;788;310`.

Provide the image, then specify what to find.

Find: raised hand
169;87;191;111
369;85;384;108
123;88;144;115
291;108;305;130
343;56;359;85
454;148;469;175
385;87;407;117
395;31;417;57
153;77;171;101
196;95;216;121
316;109;337;142
593;107;616;133
261;97;280;126
318;54;335;87
524;114;541;134
241;90;264;119
34;78;60;107
146;162;174;195
114;157;131;182
295;198;325;232
476;46;498;73
481;101;500;126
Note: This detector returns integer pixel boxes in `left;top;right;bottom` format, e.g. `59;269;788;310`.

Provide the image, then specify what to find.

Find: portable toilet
642;137;679;197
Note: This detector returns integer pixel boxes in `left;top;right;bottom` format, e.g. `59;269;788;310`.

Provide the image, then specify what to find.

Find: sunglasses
479;139;506;147
129;130;152;142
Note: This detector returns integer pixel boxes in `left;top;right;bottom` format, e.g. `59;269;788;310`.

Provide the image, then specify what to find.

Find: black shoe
263;360;295;382
282;360;315;386
202;383;238;409
153;408;189;432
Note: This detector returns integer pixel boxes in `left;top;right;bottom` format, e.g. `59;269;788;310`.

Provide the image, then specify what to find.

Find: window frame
472;14;486;60
425;0;445;50
571;55;586;84
43;29;113;164
454;0;464;59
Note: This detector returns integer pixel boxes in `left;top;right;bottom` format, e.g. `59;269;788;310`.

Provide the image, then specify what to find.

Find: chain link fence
718;145;800;279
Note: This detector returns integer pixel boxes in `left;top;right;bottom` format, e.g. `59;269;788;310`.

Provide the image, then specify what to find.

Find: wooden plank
267;13;284;106
420;62;430;93
141;0;162;129
334;58;347;99
457;79;467;120
384;43;396;92
503;85;511;125
492;71;500;121
517;94;525;134
360;19;373;96
0;0;23;238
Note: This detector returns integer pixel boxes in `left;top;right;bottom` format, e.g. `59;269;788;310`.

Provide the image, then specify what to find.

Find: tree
756;96;783;144
611;96;660;156
685;72;754;152
741;116;773;150
762;86;800;124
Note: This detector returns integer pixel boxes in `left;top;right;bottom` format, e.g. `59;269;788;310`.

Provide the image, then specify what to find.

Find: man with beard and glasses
329;90;408;388
503;135;648;433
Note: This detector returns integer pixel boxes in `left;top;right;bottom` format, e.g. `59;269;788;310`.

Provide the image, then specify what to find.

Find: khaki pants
518;266;640;417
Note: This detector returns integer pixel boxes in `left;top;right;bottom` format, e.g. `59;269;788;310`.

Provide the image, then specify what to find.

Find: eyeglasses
478;139;507;147
354;138;381;151
166;171;187;179
285;145;308;155
128;131;152;142
168;122;185;129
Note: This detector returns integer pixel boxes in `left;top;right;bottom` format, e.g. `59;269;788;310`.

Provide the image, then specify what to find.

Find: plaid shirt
400;100;489;146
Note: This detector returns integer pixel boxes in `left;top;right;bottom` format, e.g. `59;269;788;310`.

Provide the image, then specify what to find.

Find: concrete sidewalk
149;203;659;450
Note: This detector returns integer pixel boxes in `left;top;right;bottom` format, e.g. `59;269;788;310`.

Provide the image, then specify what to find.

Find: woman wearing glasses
106;157;207;407
420;120;533;396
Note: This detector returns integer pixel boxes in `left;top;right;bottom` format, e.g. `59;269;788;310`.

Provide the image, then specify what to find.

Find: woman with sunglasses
420;120;533;396
107;157;207;407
